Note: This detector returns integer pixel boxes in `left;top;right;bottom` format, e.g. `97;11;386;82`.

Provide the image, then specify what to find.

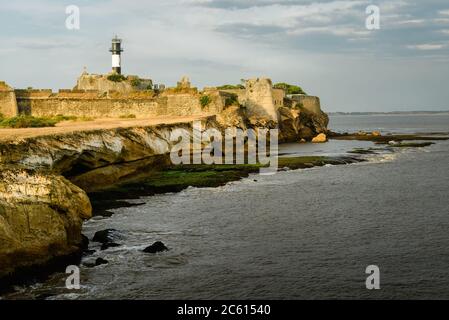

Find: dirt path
0;115;210;142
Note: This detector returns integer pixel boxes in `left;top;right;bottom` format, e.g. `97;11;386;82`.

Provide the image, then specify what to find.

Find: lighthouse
110;36;123;74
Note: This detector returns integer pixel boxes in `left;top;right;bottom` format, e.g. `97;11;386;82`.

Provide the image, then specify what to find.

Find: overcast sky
1;0;449;111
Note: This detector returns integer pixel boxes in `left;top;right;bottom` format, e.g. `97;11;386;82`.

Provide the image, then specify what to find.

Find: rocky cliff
278;95;329;142
0;168;91;280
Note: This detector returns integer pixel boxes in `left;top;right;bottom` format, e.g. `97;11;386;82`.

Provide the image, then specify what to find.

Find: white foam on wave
363;152;399;164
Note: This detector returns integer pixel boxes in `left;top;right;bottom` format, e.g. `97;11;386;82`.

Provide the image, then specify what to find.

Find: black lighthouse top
110;36;123;54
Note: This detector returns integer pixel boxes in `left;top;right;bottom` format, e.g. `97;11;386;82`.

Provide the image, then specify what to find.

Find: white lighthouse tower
110;36;123;74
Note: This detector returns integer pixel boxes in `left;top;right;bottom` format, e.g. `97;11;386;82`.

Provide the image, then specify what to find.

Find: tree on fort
273;83;306;95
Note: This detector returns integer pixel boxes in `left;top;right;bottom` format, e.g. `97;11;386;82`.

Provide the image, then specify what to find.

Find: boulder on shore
312;133;327;143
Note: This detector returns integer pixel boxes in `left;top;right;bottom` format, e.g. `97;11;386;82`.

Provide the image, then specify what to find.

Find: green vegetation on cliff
217;84;245;90
200;95;212;107
0;115;58;128
130;78;142;87
0;114;94;128
273;83;306;95
107;74;127;82
225;94;239;107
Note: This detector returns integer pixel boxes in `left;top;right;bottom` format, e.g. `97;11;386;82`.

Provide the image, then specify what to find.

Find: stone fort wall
0;82;18;117
14;88;225;118
3;78;322;122
290;95;322;114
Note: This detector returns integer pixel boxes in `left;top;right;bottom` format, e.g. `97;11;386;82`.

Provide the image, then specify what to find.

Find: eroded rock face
278;105;329;142
0;168;92;279
0;121;213;192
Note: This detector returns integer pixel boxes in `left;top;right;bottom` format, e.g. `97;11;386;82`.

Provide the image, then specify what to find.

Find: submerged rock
143;241;169;254
84;257;109;268
83;249;96;256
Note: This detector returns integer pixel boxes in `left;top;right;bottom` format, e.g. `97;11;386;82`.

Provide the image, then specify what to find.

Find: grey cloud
215;23;286;37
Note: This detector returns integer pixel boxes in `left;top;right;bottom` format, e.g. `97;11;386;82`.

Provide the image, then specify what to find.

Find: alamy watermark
65;5;80;30
366;5;380;30
366;265;381;290
66;265;80;290
169;121;278;175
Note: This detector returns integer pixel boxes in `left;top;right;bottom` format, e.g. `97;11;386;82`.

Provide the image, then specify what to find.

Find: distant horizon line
328;110;449;115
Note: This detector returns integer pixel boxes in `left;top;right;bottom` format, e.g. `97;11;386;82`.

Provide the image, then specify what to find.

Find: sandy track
0;115;209;142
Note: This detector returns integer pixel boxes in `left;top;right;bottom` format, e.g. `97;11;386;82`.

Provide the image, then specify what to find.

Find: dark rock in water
95;258;109;266
83;249;96;256
143;241;168;253
80;234;89;250
84;257;109;268
92;229;120;244
101;242;121;251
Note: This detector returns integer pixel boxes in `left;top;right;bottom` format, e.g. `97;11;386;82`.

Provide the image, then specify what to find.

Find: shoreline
88;130;449;217
1;130;448;295
88;155;367;217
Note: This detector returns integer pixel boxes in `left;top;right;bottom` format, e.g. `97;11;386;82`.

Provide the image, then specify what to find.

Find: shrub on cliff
225;94;239;107
200;95;212;108
0;115;58;128
217;84;245;90
107;74;126;82
274;83;306;95
130;78;142;87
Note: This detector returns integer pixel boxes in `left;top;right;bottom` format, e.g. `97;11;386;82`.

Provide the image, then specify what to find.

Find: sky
1;0;449;112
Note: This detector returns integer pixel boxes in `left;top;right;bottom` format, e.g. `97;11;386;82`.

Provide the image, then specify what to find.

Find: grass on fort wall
0;114;94;128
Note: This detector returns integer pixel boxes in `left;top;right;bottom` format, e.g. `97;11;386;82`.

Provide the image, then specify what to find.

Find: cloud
407;43;446;50
393;19;425;26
